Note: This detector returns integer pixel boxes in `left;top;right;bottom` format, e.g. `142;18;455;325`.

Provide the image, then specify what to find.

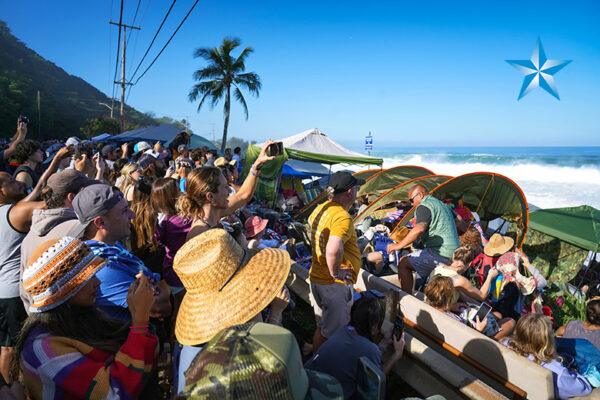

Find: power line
132;0;199;85
128;0;177;83
125;0;142;48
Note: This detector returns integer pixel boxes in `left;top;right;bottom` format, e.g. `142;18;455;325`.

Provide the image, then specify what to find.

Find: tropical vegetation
189;38;261;153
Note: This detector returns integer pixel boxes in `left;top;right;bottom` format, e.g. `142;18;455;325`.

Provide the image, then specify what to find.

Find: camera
18;115;29;124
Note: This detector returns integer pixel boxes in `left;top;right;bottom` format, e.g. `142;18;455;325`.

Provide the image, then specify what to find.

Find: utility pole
110;19;140;133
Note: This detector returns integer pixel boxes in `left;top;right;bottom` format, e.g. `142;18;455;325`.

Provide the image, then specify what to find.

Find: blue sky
1;0;599;147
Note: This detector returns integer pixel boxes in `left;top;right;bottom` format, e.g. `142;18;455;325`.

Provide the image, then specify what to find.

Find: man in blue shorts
387;184;460;294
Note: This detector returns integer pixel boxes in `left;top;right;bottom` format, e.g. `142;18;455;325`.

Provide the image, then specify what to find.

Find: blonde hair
117;162;139;194
424;275;455;311
505;314;557;364
452;245;474;267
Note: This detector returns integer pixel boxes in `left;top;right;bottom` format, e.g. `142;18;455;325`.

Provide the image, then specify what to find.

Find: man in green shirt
387;184;460;294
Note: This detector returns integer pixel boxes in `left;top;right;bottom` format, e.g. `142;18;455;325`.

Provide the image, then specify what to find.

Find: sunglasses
409;192;422;204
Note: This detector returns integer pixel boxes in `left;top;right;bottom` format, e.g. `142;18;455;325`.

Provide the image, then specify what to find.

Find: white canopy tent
256;128;382;166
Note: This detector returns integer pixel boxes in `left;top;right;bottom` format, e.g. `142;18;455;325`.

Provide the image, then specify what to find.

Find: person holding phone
179;141;276;241
305;295;404;400
425;275;514;340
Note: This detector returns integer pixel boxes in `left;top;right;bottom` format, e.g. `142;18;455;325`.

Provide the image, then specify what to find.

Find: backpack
470;253;499;287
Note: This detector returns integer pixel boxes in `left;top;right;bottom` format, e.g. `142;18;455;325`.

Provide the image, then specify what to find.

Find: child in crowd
504;314;593;399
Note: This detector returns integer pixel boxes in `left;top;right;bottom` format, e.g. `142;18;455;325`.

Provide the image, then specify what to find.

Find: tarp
355;175;452;223
189;133;217;151
91;133;115;142
286;159;329;177
358;165;435;198
257;128;383;166
241;147;288;207
392;172;529;246
281;164;312;179
114;124;182;144
528;206;600;253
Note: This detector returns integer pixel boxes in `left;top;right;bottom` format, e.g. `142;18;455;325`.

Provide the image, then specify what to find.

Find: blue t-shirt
179;178;187;194
304;325;382;399
86;240;160;321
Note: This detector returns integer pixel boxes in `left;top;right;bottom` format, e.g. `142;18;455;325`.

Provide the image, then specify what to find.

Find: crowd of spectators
0;117;597;399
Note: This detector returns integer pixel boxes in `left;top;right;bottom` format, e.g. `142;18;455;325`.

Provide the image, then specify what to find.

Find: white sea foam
340;154;600;210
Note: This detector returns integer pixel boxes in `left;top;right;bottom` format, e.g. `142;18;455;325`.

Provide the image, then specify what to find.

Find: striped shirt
21;325;159;399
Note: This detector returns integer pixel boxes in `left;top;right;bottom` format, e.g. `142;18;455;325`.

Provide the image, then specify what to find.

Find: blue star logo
506;38;571;100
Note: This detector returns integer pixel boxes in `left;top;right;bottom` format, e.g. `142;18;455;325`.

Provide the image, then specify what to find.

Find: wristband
250;169;261;177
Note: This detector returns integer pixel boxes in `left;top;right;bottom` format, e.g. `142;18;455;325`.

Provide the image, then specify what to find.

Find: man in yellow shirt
308;171;365;352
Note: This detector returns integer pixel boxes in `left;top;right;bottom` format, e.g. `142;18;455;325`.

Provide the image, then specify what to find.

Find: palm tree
189;38;261;153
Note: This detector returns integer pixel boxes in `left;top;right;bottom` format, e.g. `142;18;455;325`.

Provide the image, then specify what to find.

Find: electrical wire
125;0;142;48
128;0;177;83
132;0;199;86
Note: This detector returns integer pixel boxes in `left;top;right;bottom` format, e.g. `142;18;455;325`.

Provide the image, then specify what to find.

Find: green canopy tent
354;175;452;224
353;168;385;182
243;128;383;207
391;172;529;247
358;165;435;199
513;206;600;285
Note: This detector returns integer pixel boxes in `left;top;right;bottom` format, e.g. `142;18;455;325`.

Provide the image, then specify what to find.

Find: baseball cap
46;170;98;195
177;144;188;153
133;141;151;155
137;153;157;170
101;144;115;157
70;184;124;237
178;322;343;399
144;149;169;160
328;171;365;194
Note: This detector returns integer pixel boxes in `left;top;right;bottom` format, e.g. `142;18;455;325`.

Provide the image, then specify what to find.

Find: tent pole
328;164;332;180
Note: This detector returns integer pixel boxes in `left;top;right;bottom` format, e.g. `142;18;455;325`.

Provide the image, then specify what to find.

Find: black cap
137;153;157;170
327;172;365;194
101;144;115;157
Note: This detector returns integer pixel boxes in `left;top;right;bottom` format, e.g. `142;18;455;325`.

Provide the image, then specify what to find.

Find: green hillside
0;20;155;139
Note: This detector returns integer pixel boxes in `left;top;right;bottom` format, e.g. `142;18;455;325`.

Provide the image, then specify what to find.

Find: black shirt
415;205;432;226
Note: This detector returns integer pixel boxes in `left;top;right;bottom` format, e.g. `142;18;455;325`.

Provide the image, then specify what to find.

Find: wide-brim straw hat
173;229;291;346
484;233;514;257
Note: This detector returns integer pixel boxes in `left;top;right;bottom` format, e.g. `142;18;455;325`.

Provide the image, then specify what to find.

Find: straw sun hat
173;229;291;345
484;233;514;257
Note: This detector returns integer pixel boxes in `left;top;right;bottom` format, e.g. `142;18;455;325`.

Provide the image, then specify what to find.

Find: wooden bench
287;263;600;400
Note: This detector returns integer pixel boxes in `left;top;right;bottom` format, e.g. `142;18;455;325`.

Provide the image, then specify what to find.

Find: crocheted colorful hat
23;237;107;313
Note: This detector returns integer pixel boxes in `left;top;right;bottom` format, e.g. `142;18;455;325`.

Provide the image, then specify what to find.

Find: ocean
344;146;600;210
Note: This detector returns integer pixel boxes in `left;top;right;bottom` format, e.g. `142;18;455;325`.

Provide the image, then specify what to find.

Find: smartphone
473;302;492;322
267;141;284;157
392;315;404;341
169;160;175;169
